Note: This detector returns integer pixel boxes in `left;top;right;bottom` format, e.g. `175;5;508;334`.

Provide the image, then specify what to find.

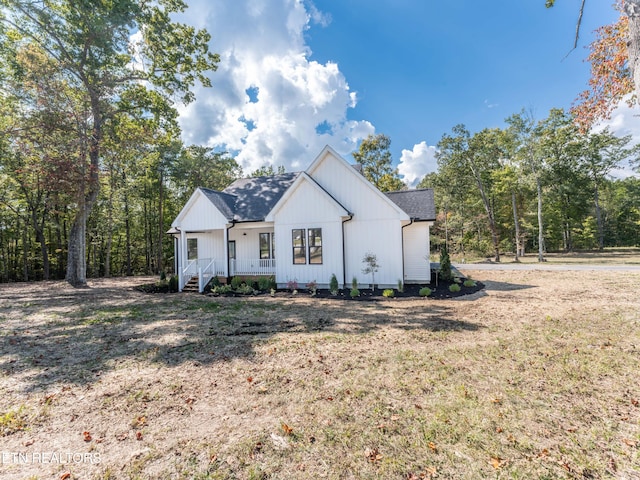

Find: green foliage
382;289;395;298
419;287;432;297
352;134;405;192
230;276;245;290
449;283;461;293
212;285;232;295
463;279;476;288
250;165;286;177
397;279;404;293
235;284;255;295
329;274;339;295
361;252;379;288
257;276;274;291
351;276;358;290
350;288;360;298
168;275;179;293
439;246;453;282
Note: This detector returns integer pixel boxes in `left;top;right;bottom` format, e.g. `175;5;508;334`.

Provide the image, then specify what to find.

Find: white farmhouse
169;146;436;292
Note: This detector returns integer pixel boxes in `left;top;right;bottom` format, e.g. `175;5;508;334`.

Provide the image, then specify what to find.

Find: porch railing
181;257;217;292
230;258;276;276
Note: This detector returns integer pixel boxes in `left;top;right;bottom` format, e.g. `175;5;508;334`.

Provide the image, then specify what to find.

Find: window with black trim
292;229;306;264
308;228;323;264
291;228;323;264
259;233;275;259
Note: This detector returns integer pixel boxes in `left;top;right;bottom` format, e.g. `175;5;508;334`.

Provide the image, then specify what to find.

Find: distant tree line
419;109;640;260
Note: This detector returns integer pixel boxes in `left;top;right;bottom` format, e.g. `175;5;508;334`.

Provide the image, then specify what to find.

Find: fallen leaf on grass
622;438;637;447
364;447;382;463
281;423;293;435
136;416;146;426
537;448;550;458
116;432;128;441
631;398;639;407
82;431;92;442
490;457;507;469
60;473;71;480
428;442;438;453
24;439;34;447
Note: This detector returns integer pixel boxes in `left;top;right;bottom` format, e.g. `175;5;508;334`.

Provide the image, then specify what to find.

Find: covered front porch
175;222;277;292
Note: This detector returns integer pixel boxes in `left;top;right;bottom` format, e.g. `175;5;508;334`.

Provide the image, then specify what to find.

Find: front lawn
0;272;638;479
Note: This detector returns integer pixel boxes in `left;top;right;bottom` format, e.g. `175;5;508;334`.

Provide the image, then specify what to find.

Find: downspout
400;218;415;284
226;220;236;280
341;214;354;288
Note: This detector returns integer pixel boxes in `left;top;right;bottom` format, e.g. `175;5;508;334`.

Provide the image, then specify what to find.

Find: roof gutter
341;214;354;288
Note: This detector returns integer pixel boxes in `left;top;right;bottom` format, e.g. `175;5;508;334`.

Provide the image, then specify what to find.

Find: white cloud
593;100;640;178
397;142;438;188
174;0;373;174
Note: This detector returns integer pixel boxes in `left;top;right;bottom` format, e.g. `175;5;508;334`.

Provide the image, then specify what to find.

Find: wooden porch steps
182;276;200;293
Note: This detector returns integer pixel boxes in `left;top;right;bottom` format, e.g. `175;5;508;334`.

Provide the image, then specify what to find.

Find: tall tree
352;134;406;192
578;129;637;249
170;146;242;204
437;125;505;262
0;0;219;286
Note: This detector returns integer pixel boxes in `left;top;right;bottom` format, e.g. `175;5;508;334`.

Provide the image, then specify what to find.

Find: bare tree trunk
594;183;604;250
624;2;640;102
512;191;521;261
157;169;164;274
536;177;546;262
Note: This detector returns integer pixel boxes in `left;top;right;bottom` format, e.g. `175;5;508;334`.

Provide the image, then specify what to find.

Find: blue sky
176;1;632;184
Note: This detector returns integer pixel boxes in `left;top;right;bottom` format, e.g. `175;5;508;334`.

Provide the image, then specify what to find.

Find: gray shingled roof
385;189;436;221
199;172;300;222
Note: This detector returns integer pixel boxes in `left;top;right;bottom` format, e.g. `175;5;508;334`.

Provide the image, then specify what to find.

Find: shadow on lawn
0;281;482;393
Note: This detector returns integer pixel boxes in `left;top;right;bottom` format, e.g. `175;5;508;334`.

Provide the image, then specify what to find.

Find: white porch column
179;229;187;291
223;225;229;278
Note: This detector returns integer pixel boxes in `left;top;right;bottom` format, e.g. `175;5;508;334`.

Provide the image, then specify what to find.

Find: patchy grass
0;273;638;479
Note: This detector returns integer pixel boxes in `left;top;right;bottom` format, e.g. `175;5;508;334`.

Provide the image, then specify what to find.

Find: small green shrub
211;275;221;287
350;288;360;298
236;284;255;295
230;276;245;289
351;277;358;290
439;245;453;282
419;287;432;297
168;275;179;292
160;271;167;281
449;283;461;293
397;280;404;293
463;279;476;288
212;285;232;295
382;289;395;298
257;276;272;291
329;274;339;295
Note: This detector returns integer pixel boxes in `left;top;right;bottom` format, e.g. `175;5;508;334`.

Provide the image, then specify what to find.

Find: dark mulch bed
312;280;484;301
136;273;484;300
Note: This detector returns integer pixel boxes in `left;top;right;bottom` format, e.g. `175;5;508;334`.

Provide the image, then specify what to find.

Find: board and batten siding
344;219;404;288
185;231;224;262
308;151;403;221
271;178;345;287
308;150;407;288
177;191;228;232
228;225;274;260
402;222;431;283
